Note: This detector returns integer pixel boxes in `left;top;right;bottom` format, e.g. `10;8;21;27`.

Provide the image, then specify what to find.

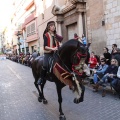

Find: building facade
2;0;120;55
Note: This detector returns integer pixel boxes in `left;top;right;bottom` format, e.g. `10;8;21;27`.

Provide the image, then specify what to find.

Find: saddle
53;63;73;87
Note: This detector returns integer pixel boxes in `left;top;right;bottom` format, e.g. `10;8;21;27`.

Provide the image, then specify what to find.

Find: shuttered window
27;22;36;37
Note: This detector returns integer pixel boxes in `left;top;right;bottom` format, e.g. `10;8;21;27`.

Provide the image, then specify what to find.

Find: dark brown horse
32;39;90;120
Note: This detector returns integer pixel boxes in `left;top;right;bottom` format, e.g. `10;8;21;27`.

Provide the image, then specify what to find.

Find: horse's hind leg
34;79;43;102
40;79;48;104
56;84;66;120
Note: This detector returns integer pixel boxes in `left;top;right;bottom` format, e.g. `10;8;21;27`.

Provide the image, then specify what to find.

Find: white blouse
117;66;120;78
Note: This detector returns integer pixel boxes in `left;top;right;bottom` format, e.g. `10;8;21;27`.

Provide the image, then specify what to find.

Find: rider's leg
37;53;52;85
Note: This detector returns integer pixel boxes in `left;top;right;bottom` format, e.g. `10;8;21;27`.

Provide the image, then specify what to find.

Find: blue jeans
101;74;113;83
93;73;104;84
93;74;98;84
111;79;118;89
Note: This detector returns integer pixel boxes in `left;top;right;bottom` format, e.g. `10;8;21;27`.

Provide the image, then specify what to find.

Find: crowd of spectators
88;44;120;99
7;50;40;67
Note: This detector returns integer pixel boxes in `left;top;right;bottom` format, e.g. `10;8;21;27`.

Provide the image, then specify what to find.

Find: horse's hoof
59;115;66;120
74;98;83;104
38;97;42;102
74;98;79;104
43;99;48;104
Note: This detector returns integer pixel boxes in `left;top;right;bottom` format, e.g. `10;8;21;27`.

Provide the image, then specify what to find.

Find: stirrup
37;78;43;85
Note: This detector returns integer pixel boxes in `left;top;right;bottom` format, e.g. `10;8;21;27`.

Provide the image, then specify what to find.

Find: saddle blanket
53;63;73;87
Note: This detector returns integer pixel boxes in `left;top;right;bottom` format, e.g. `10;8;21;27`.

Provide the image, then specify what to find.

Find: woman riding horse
37;21;62;85
32;21;90;120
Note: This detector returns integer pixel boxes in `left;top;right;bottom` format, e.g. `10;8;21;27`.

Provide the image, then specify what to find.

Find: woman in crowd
111;66;120;99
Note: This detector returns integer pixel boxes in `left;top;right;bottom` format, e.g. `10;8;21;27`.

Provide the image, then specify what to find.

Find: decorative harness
53;45;87;86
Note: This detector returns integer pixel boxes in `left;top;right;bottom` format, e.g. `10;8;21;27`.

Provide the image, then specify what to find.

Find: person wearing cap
92;58;108;92
37;21;63;85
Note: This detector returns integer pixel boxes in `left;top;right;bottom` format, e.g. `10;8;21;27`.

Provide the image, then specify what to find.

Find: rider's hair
43;21;56;38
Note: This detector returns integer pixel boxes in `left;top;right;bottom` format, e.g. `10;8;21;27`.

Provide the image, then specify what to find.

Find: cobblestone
0;60;120;120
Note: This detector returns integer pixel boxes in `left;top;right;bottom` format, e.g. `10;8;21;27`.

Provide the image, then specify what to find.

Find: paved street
0;60;120;120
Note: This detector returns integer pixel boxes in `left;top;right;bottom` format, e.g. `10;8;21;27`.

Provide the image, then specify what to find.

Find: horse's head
58;39;90;103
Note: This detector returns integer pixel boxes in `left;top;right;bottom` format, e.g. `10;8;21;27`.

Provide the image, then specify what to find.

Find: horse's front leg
56;84;66;120
40;79;48;104
34;80;42;102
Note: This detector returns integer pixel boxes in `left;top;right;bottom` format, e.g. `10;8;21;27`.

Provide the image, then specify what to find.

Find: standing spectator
103;47;111;65
111;44;117;57
74;33;82;43
37;51;40;56
74;33;79;40
81;34;87;46
31;50;38;59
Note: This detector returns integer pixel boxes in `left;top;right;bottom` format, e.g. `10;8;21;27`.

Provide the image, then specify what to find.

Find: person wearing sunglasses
92;58;108;92
94;59;118;97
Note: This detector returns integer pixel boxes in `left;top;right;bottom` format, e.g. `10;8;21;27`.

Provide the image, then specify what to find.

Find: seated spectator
103;47;111;65
95;58;118;97
111;66;120;99
112;48;120;66
88;51;98;69
93;58;108;92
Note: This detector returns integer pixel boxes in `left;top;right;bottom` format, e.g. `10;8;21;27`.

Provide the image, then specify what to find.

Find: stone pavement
0;60;120;120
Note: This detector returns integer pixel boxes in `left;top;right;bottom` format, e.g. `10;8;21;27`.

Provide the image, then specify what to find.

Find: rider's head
43;21;56;37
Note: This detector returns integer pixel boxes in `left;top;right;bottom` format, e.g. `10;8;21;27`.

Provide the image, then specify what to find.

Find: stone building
39;0;120;54
86;0;120;54
3;0;120;55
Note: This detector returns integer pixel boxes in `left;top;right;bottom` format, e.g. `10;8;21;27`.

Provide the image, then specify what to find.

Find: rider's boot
37;69;46;85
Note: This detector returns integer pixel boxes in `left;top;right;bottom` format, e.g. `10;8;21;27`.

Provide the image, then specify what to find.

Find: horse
31;39;90;120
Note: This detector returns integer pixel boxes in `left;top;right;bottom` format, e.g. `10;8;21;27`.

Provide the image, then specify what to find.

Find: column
57;21;62;36
78;13;83;38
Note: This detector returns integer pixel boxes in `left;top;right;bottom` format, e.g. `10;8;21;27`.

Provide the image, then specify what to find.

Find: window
27;22;36;37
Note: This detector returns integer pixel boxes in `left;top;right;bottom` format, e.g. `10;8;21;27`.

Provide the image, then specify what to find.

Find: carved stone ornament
70;0;87;4
52;0;86;16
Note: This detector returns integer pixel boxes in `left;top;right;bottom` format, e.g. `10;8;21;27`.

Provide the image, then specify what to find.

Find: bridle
71;50;87;76
54;44;87;76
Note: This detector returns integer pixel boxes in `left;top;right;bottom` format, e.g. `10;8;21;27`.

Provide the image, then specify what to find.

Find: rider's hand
52;47;58;51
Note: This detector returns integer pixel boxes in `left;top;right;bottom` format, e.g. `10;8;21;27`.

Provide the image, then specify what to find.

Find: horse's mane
58;39;83;52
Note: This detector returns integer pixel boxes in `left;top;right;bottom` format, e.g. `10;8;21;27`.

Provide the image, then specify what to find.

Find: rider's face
49;24;56;32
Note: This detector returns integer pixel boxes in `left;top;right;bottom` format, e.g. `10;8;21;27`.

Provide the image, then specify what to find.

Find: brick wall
86;0;120;54
86;0;107;55
104;0;120;50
